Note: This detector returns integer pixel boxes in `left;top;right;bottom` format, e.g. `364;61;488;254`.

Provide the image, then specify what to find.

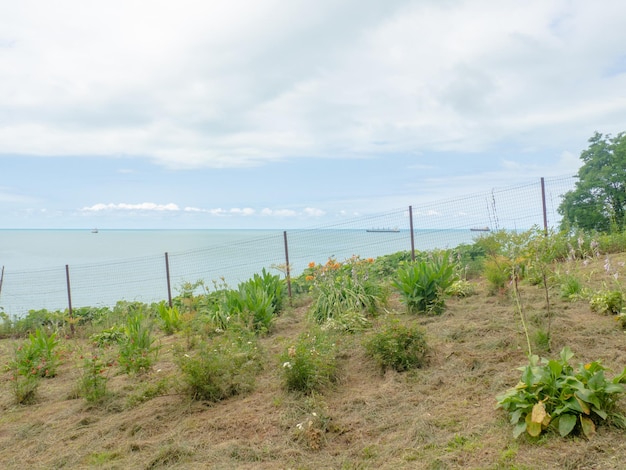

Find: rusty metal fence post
65;264;75;335
283;231;292;303
165;252;173;307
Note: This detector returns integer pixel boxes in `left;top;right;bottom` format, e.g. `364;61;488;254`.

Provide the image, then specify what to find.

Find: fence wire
0;176;577;316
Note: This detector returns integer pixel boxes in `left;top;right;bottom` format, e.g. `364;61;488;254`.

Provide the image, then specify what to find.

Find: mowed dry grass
2;254;626;469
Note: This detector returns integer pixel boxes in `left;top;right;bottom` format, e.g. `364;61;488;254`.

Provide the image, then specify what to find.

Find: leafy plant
118;312;158;374
364;320;428;372
447;279;476;298
280;328;338;394
8;366;40;405
307;256;385;323
10;328;60;378
559;274;584;301
157;301;182;335
590;290;624;315
392;253;457;314
175;330;262;401
496;347;626;439
483;255;512;294
78;350;113;403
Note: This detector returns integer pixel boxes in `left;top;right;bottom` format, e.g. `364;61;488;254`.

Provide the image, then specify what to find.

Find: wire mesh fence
0;175;577;317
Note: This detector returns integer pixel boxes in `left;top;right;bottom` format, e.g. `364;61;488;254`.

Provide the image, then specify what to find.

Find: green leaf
548;359;563;377
558;414;577;437
513;421;527;439
560;346;574;364
592;407;608;420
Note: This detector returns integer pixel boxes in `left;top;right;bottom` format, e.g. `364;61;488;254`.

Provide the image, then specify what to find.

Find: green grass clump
365;320;428;372
175;330;262;401
280;328;338;394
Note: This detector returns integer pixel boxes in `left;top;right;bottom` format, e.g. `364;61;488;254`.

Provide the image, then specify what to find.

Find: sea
0;228;479;317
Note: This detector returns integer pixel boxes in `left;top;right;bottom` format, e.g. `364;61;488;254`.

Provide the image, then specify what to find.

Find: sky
1;0;625;230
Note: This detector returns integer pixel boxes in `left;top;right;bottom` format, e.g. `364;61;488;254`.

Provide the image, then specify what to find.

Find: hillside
2;252;626;470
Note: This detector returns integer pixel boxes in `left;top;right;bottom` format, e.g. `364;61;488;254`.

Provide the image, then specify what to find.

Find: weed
175;329;262;401
589;290;624;315
90;325;125;347
447;279;476;298
9;328;60;378
156;301;182;335
281;328;338;394
364;319;428;372
118;311;158;374
78;349;114;403
559;274;583;300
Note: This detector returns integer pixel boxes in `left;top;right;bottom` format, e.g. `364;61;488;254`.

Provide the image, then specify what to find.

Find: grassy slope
1;254;626;469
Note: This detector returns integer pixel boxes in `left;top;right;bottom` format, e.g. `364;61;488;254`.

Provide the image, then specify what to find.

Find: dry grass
2;254;626;469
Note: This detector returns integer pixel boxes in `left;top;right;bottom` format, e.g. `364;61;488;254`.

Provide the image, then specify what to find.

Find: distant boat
470;226;490;232
366;227;400;233
91;228;99;233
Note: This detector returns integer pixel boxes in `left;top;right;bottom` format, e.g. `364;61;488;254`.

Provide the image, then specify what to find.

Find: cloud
81;202;180;212
1;1;625;169
261;208;297;217
302;207;326;217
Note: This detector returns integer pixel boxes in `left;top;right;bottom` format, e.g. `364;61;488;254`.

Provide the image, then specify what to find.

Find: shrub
364;320;428;372
393;254;457;314
447;279;476;298
6;328;60;404
90;325;126;347
78;350;113;403
175;330;262;401
496;347;626;439
118;312;158;374
483;255;512;294
590;291;624;315
559;274;583;301
157;301;182;335
280;328;338;394
10;328;60;378
307;256;385;323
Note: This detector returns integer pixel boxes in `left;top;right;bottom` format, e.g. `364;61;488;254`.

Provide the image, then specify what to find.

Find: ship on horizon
366;227;400;233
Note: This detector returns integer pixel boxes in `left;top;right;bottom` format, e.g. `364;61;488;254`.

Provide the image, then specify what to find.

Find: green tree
558;131;626;232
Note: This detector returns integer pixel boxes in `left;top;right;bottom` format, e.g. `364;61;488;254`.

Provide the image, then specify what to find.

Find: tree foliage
559;131;626;232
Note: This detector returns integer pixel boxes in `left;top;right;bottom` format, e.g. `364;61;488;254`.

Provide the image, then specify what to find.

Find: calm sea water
0;229;478;316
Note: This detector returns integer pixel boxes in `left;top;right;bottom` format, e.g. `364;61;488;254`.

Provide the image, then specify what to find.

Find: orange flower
308;262;316;268
367;258;374;263
305;275;314;281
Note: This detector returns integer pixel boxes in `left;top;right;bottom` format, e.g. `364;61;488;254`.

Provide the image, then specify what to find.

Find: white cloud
261;208;297;217
81;202;180;212
302;207;326;217
1;1;625;169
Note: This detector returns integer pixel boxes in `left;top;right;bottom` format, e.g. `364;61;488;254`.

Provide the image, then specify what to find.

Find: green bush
590;291;624;315
393;254;457;314
78;350;113;403
447;279;476;298
496;347;626;439
10;328;60;378
307;257;385;323
157;301;182;335
118;312;158;374
280;328;338;394
483;256;512;294
559;274;583;301
175;330;262;401
364;320;428;372
6;328;60;404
